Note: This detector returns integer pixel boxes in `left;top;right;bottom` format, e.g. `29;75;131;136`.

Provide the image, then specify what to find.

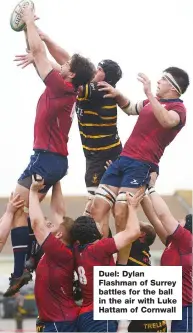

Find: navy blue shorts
18;150;68;193
78;311;118;332
100;156;158;189
171;305;192;332
43;320;77;332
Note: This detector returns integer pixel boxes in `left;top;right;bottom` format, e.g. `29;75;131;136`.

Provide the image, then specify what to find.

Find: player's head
179;214;192;234
94;59;122;86
60;54;95;88
139;222;156;246
156;67;189;98
71;216;102;245
49;216;74;244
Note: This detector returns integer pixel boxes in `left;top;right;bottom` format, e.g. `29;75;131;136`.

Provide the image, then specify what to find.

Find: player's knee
84;194;94;216
114;200;128;232
95;184;116;207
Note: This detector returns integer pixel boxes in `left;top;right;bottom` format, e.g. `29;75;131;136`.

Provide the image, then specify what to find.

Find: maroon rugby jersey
74;238;117;311
35;233;79;321
33;70;77;156
121;98;186;165
161;225;192;305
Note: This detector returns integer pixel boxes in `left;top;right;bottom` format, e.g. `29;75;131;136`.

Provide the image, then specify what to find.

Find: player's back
76;82;121;157
122;98;186;165
74;238;117;307
35;234;79;322
34;70;77;156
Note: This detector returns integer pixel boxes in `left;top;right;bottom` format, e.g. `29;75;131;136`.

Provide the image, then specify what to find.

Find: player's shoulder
164;99;186;111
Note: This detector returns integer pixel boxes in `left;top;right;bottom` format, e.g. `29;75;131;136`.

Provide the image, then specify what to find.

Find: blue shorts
18;150;68;193
78;311;118;332
171;305;192;332
43;320;77;332
101;156;158;188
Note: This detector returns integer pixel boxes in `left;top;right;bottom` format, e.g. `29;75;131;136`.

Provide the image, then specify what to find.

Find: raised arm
97;81;143;115
39;29;70;65
114;189;144;250
29;176;49;245
50;181;65;225
141;195;168;244
138;73;180;128
21;7;52;81
0;194;24;253
148;187;179;236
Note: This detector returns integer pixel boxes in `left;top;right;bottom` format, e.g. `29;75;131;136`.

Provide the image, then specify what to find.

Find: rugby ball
10;0;34;32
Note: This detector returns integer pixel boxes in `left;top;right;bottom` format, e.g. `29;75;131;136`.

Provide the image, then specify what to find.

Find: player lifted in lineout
4;5;95;297
90;67;189;265
14;29;130;238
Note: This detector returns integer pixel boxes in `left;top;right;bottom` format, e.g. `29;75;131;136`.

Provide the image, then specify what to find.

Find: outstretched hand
14;51;34;69
137;73;152;96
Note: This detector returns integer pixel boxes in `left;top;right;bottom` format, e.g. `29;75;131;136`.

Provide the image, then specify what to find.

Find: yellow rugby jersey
76;82;121;157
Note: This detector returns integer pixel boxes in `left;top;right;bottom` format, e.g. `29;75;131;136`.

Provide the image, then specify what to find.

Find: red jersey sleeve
89;238;118;259
44;70;75;98
169;225;192;254
42;233;73;266
167;102;186;129
143;99;149;107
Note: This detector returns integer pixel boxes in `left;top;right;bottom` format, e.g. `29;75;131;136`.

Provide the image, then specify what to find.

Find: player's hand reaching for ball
97;81;119;98
30;175;45;192
126;187;145;209
14;51;34;69
137;73;152;96
22;6;35;24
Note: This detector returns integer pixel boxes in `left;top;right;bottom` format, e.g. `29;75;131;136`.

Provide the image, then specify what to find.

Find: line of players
0;5;192;333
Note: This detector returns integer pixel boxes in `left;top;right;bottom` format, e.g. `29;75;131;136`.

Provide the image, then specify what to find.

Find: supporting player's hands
149;172;158;188
104;160;112;170
30;175;45;193
6;193;25;214
97;82;119;98
14;51;34;69
137;73;152;96
126;187;145;209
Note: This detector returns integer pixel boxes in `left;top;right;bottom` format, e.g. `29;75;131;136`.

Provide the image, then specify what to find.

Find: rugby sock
26;217;37;260
11;226;29;278
116;263;127;266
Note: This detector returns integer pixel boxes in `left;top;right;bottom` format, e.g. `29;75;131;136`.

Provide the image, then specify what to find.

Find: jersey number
77;266;87;285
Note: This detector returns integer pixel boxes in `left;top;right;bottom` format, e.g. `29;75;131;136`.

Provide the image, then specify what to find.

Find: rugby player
90;67;189;264
126;202;167;333
4;7;95;296
71;188;144;332
15;30;123;237
28;175;79;332
148;173;192;332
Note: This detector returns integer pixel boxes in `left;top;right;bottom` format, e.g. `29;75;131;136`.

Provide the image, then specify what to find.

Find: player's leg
90;158;121;225
114;156;151;265
84;155;114;237
4;151;68;297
